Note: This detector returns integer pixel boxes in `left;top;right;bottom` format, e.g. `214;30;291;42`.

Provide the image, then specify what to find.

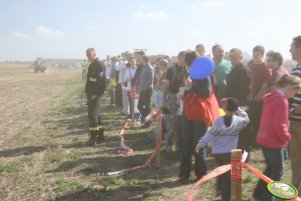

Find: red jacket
256;90;291;149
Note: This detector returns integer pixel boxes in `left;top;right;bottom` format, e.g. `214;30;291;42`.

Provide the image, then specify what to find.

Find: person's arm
273;98;291;144
254;83;268;101
195;119;222;153
115;62;127;71
236;107;250;129
238;67;252;104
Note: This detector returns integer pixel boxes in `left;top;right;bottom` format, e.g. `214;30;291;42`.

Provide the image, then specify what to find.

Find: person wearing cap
85;48;106;146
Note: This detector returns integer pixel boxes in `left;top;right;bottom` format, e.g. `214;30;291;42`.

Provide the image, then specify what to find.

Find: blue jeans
137;88;153;122
179;115;207;179
253;145;284;201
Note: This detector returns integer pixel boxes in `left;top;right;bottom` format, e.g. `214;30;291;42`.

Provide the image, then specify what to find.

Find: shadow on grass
51;177;191;201
0;146;46;157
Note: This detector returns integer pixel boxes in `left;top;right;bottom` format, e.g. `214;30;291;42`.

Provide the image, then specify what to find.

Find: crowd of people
82;35;301;201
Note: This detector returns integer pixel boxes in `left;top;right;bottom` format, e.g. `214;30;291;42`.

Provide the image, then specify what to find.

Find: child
195;97;249;201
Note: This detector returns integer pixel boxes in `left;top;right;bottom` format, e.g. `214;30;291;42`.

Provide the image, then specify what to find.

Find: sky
1;0;301;61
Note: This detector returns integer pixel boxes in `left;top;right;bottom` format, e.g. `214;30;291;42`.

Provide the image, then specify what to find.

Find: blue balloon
189;56;215;79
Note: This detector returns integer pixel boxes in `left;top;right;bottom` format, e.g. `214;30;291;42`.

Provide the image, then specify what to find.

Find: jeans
179;115;207;179
253;145;284;201
137;88;152;122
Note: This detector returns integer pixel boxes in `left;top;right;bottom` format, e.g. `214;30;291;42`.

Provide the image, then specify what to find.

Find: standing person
132;51;145;87
212;44;232;100
108;57;117;106
123;56;139;121
196;98;249;201
195;44;206;56
104;55;112;82
289;35;301;195
251;75;301;201
225;48;253;105
225;48;252;153
115;56;129;114
85;48;107;146
247;45;271;149
155;59;169;110
136;55;155;127
165;51;187;152
254;52;289;100
81;59;89;81
179;51;219;182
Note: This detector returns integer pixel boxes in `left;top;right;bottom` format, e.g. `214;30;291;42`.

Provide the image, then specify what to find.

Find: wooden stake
231;149;242;201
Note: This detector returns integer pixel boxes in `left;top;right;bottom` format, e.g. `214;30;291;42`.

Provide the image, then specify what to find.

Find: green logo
267;181;299;200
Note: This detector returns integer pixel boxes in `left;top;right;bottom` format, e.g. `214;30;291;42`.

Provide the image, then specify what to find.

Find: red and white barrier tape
187;152;301;201
108;110;162;176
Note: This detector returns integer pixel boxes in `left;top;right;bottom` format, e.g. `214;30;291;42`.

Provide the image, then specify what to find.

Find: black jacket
225;63;252;105
85;58;106;97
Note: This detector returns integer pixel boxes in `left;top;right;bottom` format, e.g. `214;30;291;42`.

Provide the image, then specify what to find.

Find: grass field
0;65;293;201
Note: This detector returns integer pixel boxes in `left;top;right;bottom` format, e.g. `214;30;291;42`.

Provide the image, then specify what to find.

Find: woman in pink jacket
251;75;301;201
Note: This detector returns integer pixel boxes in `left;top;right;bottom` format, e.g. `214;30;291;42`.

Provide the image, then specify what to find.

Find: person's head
220;97;239;114
266;52;283;69
128;57;136;67
195;44;206;56
252;45;265;63
177;51;186;67
106;55;111;61
290;36;301;63
134;51;145;63
212;44;224;62
86;48;96;62
229;48;243;66
111;56;118;63
142;55;149;65
184;51;197;70
157;59;169;72
276;75;301;99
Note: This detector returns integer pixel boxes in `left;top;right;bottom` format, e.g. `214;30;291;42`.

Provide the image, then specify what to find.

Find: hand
195;146;202;154
185;77;192;88
90;95;97;100
294;104;301;114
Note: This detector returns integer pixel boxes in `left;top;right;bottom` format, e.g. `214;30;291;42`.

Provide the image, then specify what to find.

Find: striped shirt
289;65;301;122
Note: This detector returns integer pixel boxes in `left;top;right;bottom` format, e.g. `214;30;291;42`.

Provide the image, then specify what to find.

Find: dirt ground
0;65;293;201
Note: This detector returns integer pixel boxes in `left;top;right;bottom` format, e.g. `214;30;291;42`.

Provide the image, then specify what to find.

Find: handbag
184;91;220;126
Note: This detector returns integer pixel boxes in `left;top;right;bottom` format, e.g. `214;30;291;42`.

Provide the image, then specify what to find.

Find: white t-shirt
123;67;137;90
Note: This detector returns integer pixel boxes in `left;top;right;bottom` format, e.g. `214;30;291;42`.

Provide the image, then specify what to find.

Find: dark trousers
87;95;103;139
237;101;253;152
215;153;231;201
88;96;102;127
253;146;284;201
137;88;152;121
115;83;122;107
249;100;263;148
179;115;207;179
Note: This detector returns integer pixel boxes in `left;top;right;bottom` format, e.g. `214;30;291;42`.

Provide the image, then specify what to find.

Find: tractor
33;58;47;73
